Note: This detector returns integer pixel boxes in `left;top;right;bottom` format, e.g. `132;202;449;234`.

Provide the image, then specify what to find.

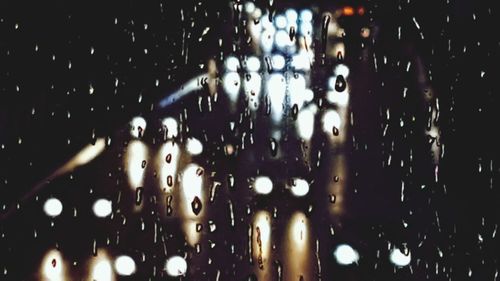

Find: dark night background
1;0;499;280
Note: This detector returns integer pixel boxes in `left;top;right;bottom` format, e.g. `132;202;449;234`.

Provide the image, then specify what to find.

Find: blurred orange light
343;6;355;16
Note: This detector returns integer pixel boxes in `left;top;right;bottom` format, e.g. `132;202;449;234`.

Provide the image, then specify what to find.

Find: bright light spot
222;72;241;103
225;56;240;72
285;9;298;23
274;15;287;29
165;256;187;277
246;56;261;72
296;105;316;141
93;199;112;218
299;21;313;36
253;211;271;264
291;51;312;71
130;116;146;138
43;198;63;217
186;137;203;155
244;72;262;111
332;42;345;59
125;140;148;188
158;141;180;192
334;244;360;265
271;55;286;71
244;1;255;14
261;14;274;30
304;89;314;102
290;178;309;196
181;164;203;216
260;29;275;53
91;258;113;281
334;64;350;78
41;250;64;281
389;248;411;267
322;110;342;134
361;27;370;38
300;9;313;22
114;256;136;276
289;74;307;108
326;90;349;107
290;212;307;246
162;117;178;138
254;176;273;195
267;73;286;123
274;30;291;50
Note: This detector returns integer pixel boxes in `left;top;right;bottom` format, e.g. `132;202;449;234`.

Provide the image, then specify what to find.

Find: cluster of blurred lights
41;250;190;278
332;244;412;267
253;176;310;197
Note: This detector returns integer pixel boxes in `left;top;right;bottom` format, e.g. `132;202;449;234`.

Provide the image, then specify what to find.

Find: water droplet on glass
335;75;346;92
191;196;202;215
135;187;144;205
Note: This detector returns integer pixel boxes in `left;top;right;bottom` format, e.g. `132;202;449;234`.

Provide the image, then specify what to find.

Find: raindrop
135;187;144;205
141;160;147;168
269;138;278;157
334;75;347;92
332;126;339;136
191;196;202;215
289;26;296;41
166;154;172;163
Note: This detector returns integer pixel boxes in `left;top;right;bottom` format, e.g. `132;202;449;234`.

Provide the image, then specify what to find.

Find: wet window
0;0;498;280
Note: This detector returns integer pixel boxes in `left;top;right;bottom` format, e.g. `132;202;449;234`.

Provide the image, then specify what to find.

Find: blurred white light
244;72;262;111
291;212;307;245
41;250;64;281
261;14;274;30
254;176;273;195
296;107;315;141
246;56;261;72
267;73;286;123
91;258;113;281
186;137;203;155
389;248;411;267
304;89;314;102
334;64;350;78
125;140;148;189
165;256;187;277
289;73;307;108
225;56;240;72
158;141;180;193
299;9;313;22
322;110;342;134
291;51;311;71
181;164;203;215
299;21;313;36
334;244;360;265
260;29;275;53
326;90;349;107
275;15;287;29
44;198;63;217
271;55;286;71
290;178;309;197
274;30;290;50
162;117;178;138
130;116;146;138
222;72;241;103
93;199;112;218
253;211;271;264
114;255;136;276
244;1;256;14
285;9;298;23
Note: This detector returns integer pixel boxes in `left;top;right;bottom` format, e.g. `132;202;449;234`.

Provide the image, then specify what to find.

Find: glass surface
1;0;498;280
